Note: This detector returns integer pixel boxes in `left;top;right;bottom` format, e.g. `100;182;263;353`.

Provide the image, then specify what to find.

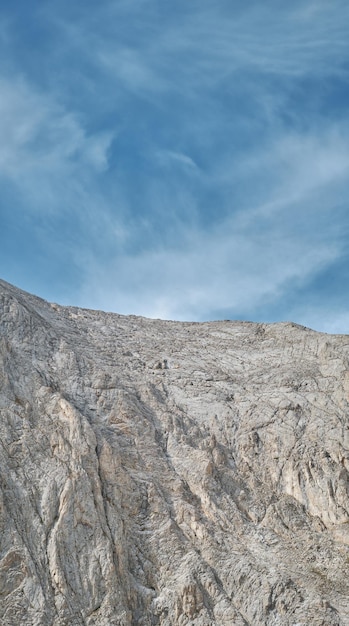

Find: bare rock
1;279;349;624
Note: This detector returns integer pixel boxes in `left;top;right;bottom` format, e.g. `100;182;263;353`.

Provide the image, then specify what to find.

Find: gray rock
0;278;349;625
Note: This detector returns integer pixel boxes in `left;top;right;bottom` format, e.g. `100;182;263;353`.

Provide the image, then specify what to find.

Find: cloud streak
1;1;349;332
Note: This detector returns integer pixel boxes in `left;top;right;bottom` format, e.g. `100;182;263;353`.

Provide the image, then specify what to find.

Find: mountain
0;278;349;625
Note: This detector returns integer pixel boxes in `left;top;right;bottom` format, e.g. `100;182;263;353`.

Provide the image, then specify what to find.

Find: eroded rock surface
1;278;349;625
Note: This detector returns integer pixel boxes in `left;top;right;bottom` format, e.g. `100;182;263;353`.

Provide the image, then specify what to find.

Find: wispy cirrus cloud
0;77;113;178
78;205;341;322
1;1;349;331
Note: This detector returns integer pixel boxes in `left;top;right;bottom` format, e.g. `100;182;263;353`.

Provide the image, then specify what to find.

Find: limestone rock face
1;278;349;625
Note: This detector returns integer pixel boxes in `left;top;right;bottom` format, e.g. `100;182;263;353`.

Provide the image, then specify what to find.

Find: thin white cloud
75;116;349;325
76;189;342;322
155;150;199;172
45;1;349;111
1;1;349;335
227;127;349;221
0;77;113;182
105;2;349;90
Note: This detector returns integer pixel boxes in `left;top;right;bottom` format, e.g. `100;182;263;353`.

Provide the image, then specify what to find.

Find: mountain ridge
0;279;349;625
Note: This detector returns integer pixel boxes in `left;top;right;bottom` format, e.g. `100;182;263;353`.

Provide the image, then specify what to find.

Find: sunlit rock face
1;278;349;626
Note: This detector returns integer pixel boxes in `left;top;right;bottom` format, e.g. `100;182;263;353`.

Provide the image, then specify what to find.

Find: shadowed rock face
1;279;349;626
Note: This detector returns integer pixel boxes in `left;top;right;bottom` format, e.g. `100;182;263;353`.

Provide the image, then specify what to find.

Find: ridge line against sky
1;0;349;333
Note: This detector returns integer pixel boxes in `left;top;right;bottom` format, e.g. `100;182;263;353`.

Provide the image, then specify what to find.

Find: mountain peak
0;280;348;625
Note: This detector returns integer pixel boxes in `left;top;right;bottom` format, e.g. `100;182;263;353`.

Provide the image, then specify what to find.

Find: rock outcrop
1;278;349;625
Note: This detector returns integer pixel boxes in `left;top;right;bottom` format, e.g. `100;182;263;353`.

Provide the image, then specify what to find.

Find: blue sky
1;1;349;332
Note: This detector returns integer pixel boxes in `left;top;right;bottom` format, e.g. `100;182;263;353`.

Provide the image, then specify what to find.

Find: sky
1;0;349;333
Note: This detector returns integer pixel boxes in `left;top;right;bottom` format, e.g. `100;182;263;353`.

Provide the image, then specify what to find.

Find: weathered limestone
0;278;349;625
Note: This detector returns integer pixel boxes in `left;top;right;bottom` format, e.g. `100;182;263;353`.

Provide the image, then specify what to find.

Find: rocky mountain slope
1;278;349;625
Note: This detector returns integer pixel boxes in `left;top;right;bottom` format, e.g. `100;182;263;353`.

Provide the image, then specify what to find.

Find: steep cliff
0;278;349;625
